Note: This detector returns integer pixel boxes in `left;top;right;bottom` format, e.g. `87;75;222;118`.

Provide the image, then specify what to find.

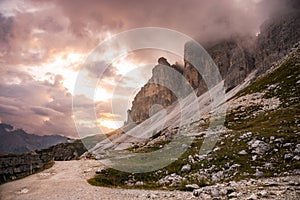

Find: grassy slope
88;49;300;190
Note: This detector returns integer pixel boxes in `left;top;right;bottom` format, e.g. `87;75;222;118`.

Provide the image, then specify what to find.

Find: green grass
88;49;300;190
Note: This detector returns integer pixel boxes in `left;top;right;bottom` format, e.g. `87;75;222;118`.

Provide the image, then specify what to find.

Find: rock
135;181;144;186
274;138;284;143
212;171;224;182
240;132;253;139
247;193;258;200
126;57;186;124
238;150;248;155
284;153;293;160
158;173;183;186
264;163;274;169
293;155;300;161
283;143;293;147
294;144;300;154
195;154;207;161
146;193;158;199
258;190;268;197
0;141;85;184
181;164;191;173
210;187;221;197
185;184;199;190
193;189;201;197
213;147;221;152
229;164;241;171
228;192;239;198
255;169;264;177
248;139;270;155
188;155;195;163
17;188;29;194
255;10;300;73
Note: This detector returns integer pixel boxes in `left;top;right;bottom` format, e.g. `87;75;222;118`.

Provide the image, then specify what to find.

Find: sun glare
113;57;139;75
99;120;123;130
94;88;112;102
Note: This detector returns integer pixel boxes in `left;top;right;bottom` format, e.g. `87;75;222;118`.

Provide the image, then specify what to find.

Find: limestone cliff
126;8;300;125
127;58;186;124
255;10;300;73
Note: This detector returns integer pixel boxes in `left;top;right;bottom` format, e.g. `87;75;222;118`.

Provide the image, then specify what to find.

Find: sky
0;0;291;137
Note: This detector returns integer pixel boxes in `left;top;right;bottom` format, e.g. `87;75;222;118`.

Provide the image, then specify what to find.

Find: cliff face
127;9;300;125
128;58;186;124
255;10;300;73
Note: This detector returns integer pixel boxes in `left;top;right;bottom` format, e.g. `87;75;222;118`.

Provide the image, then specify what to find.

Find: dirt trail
0;160;191;200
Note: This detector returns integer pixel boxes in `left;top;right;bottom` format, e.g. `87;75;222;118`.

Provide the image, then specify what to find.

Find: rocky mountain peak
126;9;300;125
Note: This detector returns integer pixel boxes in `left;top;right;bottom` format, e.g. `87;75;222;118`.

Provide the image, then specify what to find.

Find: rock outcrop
0;140;86;184
127;58;186;124
255;10;300;74
126;7;300;125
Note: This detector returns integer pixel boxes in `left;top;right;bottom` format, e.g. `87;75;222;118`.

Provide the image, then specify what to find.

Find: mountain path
0;160;192;200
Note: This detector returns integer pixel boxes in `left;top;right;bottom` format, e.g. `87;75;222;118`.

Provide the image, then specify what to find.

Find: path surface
1;160;299;200
0;160;192;200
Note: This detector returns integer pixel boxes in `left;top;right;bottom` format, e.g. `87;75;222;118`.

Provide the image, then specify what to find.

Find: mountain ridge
0;123;70;154
126;9;300;125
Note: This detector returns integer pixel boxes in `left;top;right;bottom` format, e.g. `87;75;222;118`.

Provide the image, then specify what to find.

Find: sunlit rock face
127;58;186;124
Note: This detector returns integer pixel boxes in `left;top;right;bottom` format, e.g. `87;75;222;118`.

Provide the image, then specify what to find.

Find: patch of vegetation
88;50;300;190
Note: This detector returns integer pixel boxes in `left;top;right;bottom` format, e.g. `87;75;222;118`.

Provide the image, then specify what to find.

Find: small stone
238;150;248;155
228;192;238;198
247;193;258;200
188;155;195;163
146;193;157;199
274;138;284;143
258;190;268;197
193;189;202;197
181;164;191;173
255;169;264;177
213;147;221;152
264;163;274;169
283;143;293;147
185;184;199;190
284;153;293;160
248;139;270;155
212;171;224;182
293;155;300;161
135;181;144;186
229;164;241;171
195;154;207;161
294;144;300;154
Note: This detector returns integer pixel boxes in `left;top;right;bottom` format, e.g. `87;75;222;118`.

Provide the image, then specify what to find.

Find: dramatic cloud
0;0;296;137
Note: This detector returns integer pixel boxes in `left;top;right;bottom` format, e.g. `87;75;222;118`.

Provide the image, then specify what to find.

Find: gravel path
0;160;192;200
0;160;299;200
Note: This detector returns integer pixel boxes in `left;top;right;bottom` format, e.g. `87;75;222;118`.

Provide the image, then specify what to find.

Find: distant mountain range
0;123;69;154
